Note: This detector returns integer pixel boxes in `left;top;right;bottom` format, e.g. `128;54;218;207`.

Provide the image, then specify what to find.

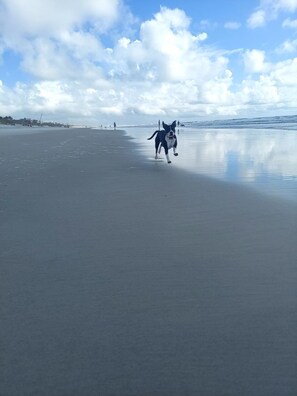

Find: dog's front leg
163;143;171;163
173;139;178;156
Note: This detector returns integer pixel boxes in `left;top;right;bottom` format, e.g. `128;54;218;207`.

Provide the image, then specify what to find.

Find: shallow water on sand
124;126;297;203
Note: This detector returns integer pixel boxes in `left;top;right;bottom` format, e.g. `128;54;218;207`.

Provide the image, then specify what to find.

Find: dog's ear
172;120;176;128
163;121;170;132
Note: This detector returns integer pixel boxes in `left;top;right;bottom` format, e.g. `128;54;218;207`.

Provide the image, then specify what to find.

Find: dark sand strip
1;128;296;396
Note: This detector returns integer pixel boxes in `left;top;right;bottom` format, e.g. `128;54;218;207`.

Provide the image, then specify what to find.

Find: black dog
147;121;178;164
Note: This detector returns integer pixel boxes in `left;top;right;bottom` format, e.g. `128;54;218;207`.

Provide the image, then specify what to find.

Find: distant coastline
0;115;70;128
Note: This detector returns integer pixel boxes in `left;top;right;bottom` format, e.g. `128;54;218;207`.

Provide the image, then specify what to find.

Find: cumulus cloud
247;0;297;28
0;0;121;80
240;75;279;104
0;0;120;37
243;49;271;73
272;57;297;85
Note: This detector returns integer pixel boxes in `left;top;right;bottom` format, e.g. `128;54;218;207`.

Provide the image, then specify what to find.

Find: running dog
147;121;178;164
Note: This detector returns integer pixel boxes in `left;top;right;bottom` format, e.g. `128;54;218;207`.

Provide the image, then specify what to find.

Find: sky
1;0;297;125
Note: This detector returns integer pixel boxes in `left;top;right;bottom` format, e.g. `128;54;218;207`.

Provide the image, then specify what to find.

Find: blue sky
1;0;297;125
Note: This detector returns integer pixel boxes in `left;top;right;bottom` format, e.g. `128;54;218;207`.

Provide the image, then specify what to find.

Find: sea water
124;116;297;203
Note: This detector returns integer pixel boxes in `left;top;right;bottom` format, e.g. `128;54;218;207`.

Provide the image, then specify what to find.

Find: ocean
123;115;297;203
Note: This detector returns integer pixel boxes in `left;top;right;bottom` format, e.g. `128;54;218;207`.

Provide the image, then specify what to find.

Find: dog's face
162;121;176;139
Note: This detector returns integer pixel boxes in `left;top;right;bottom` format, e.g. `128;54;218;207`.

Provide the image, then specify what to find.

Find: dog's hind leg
155;138;160;159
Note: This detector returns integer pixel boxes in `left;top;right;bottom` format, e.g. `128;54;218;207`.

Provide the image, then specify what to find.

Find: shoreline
1;127;296;396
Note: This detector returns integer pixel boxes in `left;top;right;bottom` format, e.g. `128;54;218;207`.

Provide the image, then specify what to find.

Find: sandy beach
1;127;296;396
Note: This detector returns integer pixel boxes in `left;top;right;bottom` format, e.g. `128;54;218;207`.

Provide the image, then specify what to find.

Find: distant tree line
0;115;70;128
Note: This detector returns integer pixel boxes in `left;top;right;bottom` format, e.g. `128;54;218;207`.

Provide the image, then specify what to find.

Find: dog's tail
147;130;159;140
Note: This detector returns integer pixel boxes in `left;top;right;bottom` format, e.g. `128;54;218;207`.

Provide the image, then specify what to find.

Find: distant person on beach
158;120;161;131
114;122;116;130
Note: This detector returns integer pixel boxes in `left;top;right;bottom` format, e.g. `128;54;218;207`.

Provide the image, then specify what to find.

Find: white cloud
247;9;267;28
0;0;121;80
272;57;297;84
154;6;191;30
243;49;271;73
200;72;233;104
108;7;224;84
0;0;120;37
239;76;279;104
195;32;208;41
276;0;297;12
234;56;297;114
224;21;241;30
199;20;218;30
282;17;297;28
277;38;297;53
17;35;106;81
247;0;297;28
59;31;105;61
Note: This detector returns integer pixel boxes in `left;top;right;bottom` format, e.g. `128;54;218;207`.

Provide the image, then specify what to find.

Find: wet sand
1;127;296;396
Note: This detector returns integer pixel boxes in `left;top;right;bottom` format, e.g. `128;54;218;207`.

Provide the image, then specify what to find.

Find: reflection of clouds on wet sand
241;168;257;182
184;130;297;177
263;136;296;178
242;132;296;179
178;129;297;180
196;132;229;176
175;128;297;200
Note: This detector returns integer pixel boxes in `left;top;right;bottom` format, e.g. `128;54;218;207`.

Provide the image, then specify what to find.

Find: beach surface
1;127;296;396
